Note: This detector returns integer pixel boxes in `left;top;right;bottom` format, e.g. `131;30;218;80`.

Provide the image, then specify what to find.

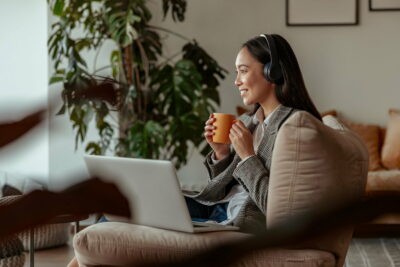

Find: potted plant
48;0;227;169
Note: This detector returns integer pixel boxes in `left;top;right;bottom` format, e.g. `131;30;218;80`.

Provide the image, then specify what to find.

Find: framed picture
286;0;359;26
369;0;400;11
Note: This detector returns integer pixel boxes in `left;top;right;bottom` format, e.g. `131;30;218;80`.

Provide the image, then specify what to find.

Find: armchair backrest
267;112;368;267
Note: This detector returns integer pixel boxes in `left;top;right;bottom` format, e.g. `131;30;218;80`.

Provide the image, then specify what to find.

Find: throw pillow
342;119;383;171
381;109;400;169
2;184;22;197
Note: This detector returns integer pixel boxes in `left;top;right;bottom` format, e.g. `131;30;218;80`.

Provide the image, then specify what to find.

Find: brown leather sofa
72;112;368;267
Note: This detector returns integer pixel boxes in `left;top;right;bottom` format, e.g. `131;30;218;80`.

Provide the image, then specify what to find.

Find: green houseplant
48;0;227;169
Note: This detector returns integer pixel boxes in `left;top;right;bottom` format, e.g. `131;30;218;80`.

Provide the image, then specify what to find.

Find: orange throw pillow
342;119;383;171
381;109;400;169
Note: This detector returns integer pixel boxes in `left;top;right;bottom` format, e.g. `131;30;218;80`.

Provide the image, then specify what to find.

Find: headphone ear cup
263;62;272;82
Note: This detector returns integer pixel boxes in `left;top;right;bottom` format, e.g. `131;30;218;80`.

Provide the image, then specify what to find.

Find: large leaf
49;69;65;85
110;50;122;79
120;120;166;159
69;104;93;148
104;0;141;47
53;0;65;16
151;59;202;117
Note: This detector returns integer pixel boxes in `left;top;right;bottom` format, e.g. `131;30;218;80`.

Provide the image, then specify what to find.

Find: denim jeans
97;197;228;224
185;197;228;223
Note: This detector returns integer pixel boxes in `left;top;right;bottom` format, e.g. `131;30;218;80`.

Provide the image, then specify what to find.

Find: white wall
149;0;400;187
0;0;49;184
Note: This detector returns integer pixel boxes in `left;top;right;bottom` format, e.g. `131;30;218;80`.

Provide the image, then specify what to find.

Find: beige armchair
72;112;368;267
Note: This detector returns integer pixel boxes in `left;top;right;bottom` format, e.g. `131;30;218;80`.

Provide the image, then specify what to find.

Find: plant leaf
105;1;141;47
53;0;65;16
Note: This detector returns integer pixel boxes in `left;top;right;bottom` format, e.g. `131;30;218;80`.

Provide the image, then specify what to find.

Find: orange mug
212;113;237;144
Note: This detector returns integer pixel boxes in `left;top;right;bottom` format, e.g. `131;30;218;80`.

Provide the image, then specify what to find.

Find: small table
29;214;89;267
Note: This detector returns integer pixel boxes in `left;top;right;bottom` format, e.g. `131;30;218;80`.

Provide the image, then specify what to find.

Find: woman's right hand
204;115;230;160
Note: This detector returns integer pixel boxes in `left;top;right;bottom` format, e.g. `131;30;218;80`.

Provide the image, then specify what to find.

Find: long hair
242;34;322;121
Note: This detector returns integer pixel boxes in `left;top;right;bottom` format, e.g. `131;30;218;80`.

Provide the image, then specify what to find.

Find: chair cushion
268;113;368;267
74;222;335;267
366;169;400;192
268;112;368;227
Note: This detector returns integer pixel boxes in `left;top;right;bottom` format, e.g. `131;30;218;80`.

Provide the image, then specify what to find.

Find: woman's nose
234;76;241;87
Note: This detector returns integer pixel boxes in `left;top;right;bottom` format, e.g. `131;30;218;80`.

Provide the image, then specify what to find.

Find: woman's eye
240;69;247;74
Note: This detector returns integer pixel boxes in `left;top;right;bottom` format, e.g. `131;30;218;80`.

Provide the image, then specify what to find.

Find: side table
28;214;89;267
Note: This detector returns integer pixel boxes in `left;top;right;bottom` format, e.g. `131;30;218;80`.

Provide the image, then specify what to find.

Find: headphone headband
259;34;283;84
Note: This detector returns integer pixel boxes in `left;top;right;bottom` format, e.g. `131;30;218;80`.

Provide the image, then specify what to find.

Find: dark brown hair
242;34;322;121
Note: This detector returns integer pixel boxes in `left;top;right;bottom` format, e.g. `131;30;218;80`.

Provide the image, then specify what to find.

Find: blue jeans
185;197;228;223
97;197;228;223
97;216;109;223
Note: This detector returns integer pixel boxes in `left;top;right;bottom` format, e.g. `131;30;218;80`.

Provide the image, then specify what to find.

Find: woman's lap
184;197;228;223
97;197;228;224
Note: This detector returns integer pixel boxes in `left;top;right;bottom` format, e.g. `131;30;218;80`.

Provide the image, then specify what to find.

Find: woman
184;34;321;233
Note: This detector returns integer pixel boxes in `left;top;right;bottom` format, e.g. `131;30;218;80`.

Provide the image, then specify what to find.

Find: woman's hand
204;114;230;160
229;120;255;160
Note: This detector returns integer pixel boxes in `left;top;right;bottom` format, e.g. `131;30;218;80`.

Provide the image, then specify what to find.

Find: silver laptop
83;155;239;233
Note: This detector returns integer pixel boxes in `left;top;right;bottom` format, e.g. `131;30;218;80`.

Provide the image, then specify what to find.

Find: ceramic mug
212;113;237;144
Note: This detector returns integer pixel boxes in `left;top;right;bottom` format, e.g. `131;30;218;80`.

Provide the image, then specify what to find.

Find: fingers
205;116;216;126
232;120;245;129
230;121;244;133
229;121;249;141
229;124;239;135
204;116;216;139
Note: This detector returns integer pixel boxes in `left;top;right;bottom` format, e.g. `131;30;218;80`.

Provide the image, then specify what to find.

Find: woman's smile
239;88;248;97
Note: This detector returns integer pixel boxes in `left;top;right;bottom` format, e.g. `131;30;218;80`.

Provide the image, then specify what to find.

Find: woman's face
234;47;275;106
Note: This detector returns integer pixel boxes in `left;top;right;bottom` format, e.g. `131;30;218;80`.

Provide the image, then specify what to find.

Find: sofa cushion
366;170;400;192
268;113;368;227
381;109;400;170
74;222;335;267
341;119;383;171
267;113;368;267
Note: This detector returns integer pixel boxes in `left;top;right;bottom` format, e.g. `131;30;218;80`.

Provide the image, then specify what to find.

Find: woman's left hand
229;120;255;160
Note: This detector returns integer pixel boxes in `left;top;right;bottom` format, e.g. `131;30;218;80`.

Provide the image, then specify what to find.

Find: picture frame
369;0;400;11
286;0;359;26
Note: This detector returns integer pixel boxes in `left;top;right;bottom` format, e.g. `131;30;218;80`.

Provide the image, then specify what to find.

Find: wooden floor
23;242;75;267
